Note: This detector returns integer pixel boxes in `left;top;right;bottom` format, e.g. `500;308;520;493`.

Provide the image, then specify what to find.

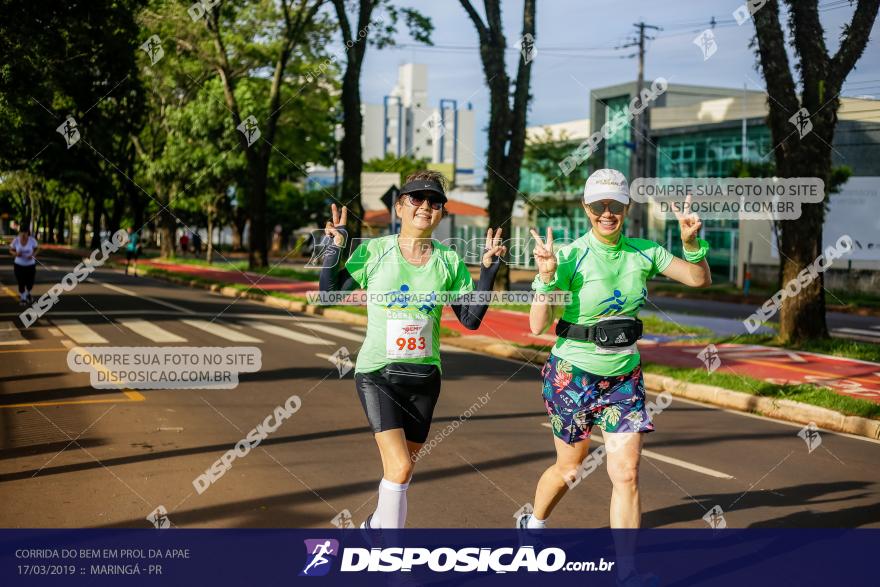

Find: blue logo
299;538;339;577
386;283;437;314
597;289;627;315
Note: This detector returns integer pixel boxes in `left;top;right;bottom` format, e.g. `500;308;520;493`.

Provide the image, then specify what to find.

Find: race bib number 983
386;318;432;359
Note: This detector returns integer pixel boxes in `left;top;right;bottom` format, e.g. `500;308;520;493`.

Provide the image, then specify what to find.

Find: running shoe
359;513;382;548
515;513;546;549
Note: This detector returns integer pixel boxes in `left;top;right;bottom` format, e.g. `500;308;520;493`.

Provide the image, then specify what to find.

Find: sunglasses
405;193;444;211
586;200;626;215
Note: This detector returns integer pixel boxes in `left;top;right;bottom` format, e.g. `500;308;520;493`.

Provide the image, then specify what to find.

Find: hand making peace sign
530;227;557;281
482;227;507;268
673;194;702;245
324;203;348;247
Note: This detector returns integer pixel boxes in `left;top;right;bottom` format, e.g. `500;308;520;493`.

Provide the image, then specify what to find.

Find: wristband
683;237;709;263
531;273;557;293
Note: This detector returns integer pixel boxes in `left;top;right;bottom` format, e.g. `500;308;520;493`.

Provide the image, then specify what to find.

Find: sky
333;0;880;175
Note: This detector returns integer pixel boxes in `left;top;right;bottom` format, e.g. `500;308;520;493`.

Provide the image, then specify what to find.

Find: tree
751;0;879;343
363;153;430;185
460;0;536;288
0;0;147;248
194;0;327;269
330;0;431;241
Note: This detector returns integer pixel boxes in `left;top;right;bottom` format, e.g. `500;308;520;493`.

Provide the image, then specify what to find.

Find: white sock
527;515;546;529
20;291;26;300
373;478;409;529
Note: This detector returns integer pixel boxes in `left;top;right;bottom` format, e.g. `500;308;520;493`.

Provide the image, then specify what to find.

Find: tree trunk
751;0;879;343
206;205;215;264
57;209;65;245
78;197;89;248
46;204;57;244
338;56;365;241
232;206;248;251
246;151;269;268
89;196;104;249
460;0;536;289
157;185;176;259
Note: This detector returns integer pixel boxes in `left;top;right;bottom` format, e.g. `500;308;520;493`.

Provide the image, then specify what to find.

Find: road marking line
0;341;145;408
52;320;108;344
117;318;187;343
295;322;365;343
832;327;880;338
251;321;330;345
539;422;734;479
0;321;28;345
93;280;196;314
181;319;262;343
0;347;67;354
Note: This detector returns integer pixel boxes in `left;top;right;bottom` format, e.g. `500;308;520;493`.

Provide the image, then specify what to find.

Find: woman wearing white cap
520;168;711;539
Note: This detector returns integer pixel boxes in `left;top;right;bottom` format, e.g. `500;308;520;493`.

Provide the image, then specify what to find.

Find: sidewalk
138;259;317;294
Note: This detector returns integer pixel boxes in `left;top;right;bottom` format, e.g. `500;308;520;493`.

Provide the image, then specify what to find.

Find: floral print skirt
540;353;654;444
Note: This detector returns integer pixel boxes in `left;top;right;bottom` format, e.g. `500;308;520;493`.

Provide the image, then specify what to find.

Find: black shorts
355;363;442;444
126;249;139;261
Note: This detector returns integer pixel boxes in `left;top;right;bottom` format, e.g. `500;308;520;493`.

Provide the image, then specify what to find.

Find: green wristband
531;273;557;293
683;237;709;263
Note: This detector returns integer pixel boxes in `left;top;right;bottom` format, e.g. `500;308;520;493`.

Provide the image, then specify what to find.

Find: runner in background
10;226;38;306
124;227;140;276
319;170;506;529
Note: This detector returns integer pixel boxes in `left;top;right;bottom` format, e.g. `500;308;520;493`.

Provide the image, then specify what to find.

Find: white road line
539;422;734;479
92;280;196;314
181;319;262;343
0;321;28;346
295;322;365;343
832;327;880;338
117;318;187;343
251;322;330;346
52;319;109;344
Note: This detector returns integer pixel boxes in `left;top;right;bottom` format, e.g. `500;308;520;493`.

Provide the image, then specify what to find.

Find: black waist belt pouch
556;317;643;349
382;362;441;393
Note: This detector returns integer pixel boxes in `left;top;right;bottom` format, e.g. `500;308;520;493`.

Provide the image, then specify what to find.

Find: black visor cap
398;179;447;203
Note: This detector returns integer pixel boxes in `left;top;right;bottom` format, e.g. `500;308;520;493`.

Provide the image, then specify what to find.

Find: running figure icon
302;540;335;575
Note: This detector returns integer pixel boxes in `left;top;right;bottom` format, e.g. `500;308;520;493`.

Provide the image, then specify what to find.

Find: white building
362;63;477;185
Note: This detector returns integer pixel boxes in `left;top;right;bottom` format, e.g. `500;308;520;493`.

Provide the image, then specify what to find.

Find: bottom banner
1;529;874;586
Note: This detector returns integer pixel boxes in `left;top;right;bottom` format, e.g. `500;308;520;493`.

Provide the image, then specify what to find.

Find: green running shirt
544;230;673;376
345;235;475;374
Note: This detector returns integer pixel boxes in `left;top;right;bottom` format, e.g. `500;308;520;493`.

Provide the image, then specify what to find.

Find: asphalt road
1;256;879;529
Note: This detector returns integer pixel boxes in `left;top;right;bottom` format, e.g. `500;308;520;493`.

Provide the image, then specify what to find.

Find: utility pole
622;21;660;238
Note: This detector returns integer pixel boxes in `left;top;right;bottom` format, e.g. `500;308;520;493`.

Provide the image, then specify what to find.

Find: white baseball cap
583;168;630;205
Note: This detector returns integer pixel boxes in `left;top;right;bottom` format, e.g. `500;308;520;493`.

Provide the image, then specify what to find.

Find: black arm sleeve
318;230;358;298
451;256;501;330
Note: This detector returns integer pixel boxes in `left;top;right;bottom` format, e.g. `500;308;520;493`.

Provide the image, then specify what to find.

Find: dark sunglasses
587;200;626;215
405;193;444;211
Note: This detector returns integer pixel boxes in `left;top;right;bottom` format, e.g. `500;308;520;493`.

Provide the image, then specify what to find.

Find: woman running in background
10;226;38;306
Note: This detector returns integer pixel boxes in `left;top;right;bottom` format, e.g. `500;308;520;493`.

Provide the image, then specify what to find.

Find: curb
137;266;880;441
